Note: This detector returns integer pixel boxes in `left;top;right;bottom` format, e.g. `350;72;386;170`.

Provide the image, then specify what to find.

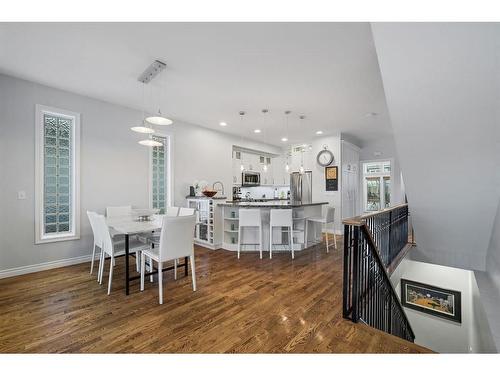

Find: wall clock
317;147;334;167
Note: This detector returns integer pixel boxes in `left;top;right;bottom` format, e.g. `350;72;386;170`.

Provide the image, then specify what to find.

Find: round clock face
317;149;334;167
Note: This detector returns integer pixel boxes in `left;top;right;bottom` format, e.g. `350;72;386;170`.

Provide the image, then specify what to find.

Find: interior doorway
362;160;391;212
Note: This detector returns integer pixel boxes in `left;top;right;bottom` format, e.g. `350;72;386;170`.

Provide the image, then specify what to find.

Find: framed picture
325;166;338;191
400;279;461;323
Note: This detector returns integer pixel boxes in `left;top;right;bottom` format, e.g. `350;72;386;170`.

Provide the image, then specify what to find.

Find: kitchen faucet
212;181;225;196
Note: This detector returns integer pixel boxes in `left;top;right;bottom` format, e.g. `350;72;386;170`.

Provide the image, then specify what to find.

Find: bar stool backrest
325;206;335;224
270;209;293;226
239;209;261;226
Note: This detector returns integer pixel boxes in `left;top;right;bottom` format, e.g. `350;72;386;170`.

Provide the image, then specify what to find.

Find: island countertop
218;200;328;208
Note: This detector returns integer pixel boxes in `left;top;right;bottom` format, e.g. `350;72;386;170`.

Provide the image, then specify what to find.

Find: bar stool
237;209;263;259
306;206;337;252
269;209;294;259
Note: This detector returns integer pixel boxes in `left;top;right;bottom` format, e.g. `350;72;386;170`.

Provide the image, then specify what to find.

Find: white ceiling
0;22;392;147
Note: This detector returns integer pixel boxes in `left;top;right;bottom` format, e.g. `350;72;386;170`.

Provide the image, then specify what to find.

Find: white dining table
105;215;189;295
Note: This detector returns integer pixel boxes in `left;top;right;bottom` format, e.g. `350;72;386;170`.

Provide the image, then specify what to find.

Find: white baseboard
0;254;92;279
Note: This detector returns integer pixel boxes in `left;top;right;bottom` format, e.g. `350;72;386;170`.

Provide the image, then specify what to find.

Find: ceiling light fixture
261;109;269;173
239;111;245;171
131;82;155;134
140;60;173;126
365;112;378;117
281;137;288;142
219;122;227;127
316;130;323;135
254;129;261;134
139;138;163;147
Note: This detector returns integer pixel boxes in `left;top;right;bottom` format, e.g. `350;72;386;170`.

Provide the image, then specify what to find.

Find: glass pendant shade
240;163;244;172
138;138;163;147
299;165;305;174
131;125;155;134
145;110;173;126
285;163;290;172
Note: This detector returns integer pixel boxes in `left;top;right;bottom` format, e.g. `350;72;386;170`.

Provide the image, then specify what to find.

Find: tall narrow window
362;160;391;212
151;135;167;214
35;105;80;243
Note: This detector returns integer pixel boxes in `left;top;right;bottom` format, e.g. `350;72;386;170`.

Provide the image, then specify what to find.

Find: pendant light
284;110;291;172
299;115;305;174
145;65;173;126
131;82;155;134
139;137;163;147
239;111;245;171
262;109;269;172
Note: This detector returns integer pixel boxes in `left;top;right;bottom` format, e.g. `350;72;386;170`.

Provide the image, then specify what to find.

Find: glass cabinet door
383;176;391;208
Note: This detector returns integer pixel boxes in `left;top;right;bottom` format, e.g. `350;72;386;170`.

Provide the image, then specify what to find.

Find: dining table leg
125;234;130;295
184;256;188;276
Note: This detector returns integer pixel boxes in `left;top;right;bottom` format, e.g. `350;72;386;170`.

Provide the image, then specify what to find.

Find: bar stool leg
269;226;273;259
237;226;242;259
259;226;263;259
325;222;329;253
290;226;294;260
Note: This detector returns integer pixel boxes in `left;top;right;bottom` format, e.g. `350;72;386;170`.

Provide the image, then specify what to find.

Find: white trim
35;105;81;244
0;254;92;279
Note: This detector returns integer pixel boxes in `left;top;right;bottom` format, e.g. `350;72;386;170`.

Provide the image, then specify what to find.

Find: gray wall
372;23;500;271
0;74;281;272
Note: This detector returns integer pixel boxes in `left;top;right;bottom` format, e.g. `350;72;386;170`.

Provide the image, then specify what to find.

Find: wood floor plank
0;235;432;353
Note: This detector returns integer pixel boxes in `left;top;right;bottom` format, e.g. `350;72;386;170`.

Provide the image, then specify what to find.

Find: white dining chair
237;209;263;259
87;211;102;275
179;207;195;216
166;206;180;216
269;209;294;259
94;214;150;295
306;206;337;252
140;214;197;304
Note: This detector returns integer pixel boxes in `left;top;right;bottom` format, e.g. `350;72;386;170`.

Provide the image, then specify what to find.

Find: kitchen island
218;201;328;253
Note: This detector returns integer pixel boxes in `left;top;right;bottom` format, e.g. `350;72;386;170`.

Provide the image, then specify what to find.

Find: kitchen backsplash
240;186;290;199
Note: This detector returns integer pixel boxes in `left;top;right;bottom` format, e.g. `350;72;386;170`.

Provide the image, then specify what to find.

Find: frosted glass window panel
43;113;73;235
151;136;167;214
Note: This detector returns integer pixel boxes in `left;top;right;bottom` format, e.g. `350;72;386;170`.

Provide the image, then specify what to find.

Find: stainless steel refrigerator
290;171;312;203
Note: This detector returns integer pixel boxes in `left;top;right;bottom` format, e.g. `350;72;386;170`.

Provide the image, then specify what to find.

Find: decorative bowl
202;190;217;197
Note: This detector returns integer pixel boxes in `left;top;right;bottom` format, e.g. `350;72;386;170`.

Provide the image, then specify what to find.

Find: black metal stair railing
342;204;415;343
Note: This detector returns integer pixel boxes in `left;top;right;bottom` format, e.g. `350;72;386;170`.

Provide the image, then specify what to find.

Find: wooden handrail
342;203;408;226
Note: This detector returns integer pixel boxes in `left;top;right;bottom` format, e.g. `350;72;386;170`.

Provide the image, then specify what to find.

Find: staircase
342;204;415;342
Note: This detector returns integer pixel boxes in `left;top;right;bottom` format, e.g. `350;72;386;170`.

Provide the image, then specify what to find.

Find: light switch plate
17;190;26;200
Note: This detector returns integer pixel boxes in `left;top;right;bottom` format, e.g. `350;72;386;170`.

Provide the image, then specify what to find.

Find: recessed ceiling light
254;129;261;133
219;122;227;126
315;130;323;135
365;112;378;117
281;137;288;142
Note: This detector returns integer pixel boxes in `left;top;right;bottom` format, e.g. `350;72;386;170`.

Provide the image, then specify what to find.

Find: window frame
35;104;80;244
361;159;393;213
148;131;173;211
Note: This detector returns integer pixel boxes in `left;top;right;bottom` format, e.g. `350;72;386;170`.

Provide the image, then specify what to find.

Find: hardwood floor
0;236;431;353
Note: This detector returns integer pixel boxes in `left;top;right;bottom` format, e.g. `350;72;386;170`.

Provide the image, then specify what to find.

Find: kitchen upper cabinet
232;151;242;184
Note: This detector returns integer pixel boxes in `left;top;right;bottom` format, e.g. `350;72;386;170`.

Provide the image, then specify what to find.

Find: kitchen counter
219;200;328;208
220;201;328;253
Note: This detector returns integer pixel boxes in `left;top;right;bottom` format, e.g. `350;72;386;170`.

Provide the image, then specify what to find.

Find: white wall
391;258;496;353
372;23;500;271
486;200;500;296
0;73;280;274
289;135;342;233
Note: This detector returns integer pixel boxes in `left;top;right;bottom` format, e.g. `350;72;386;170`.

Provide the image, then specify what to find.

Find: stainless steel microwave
242;171;260;187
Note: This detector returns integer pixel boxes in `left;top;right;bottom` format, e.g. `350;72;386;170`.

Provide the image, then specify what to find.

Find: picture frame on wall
401;279;462;323
325;166;338;191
